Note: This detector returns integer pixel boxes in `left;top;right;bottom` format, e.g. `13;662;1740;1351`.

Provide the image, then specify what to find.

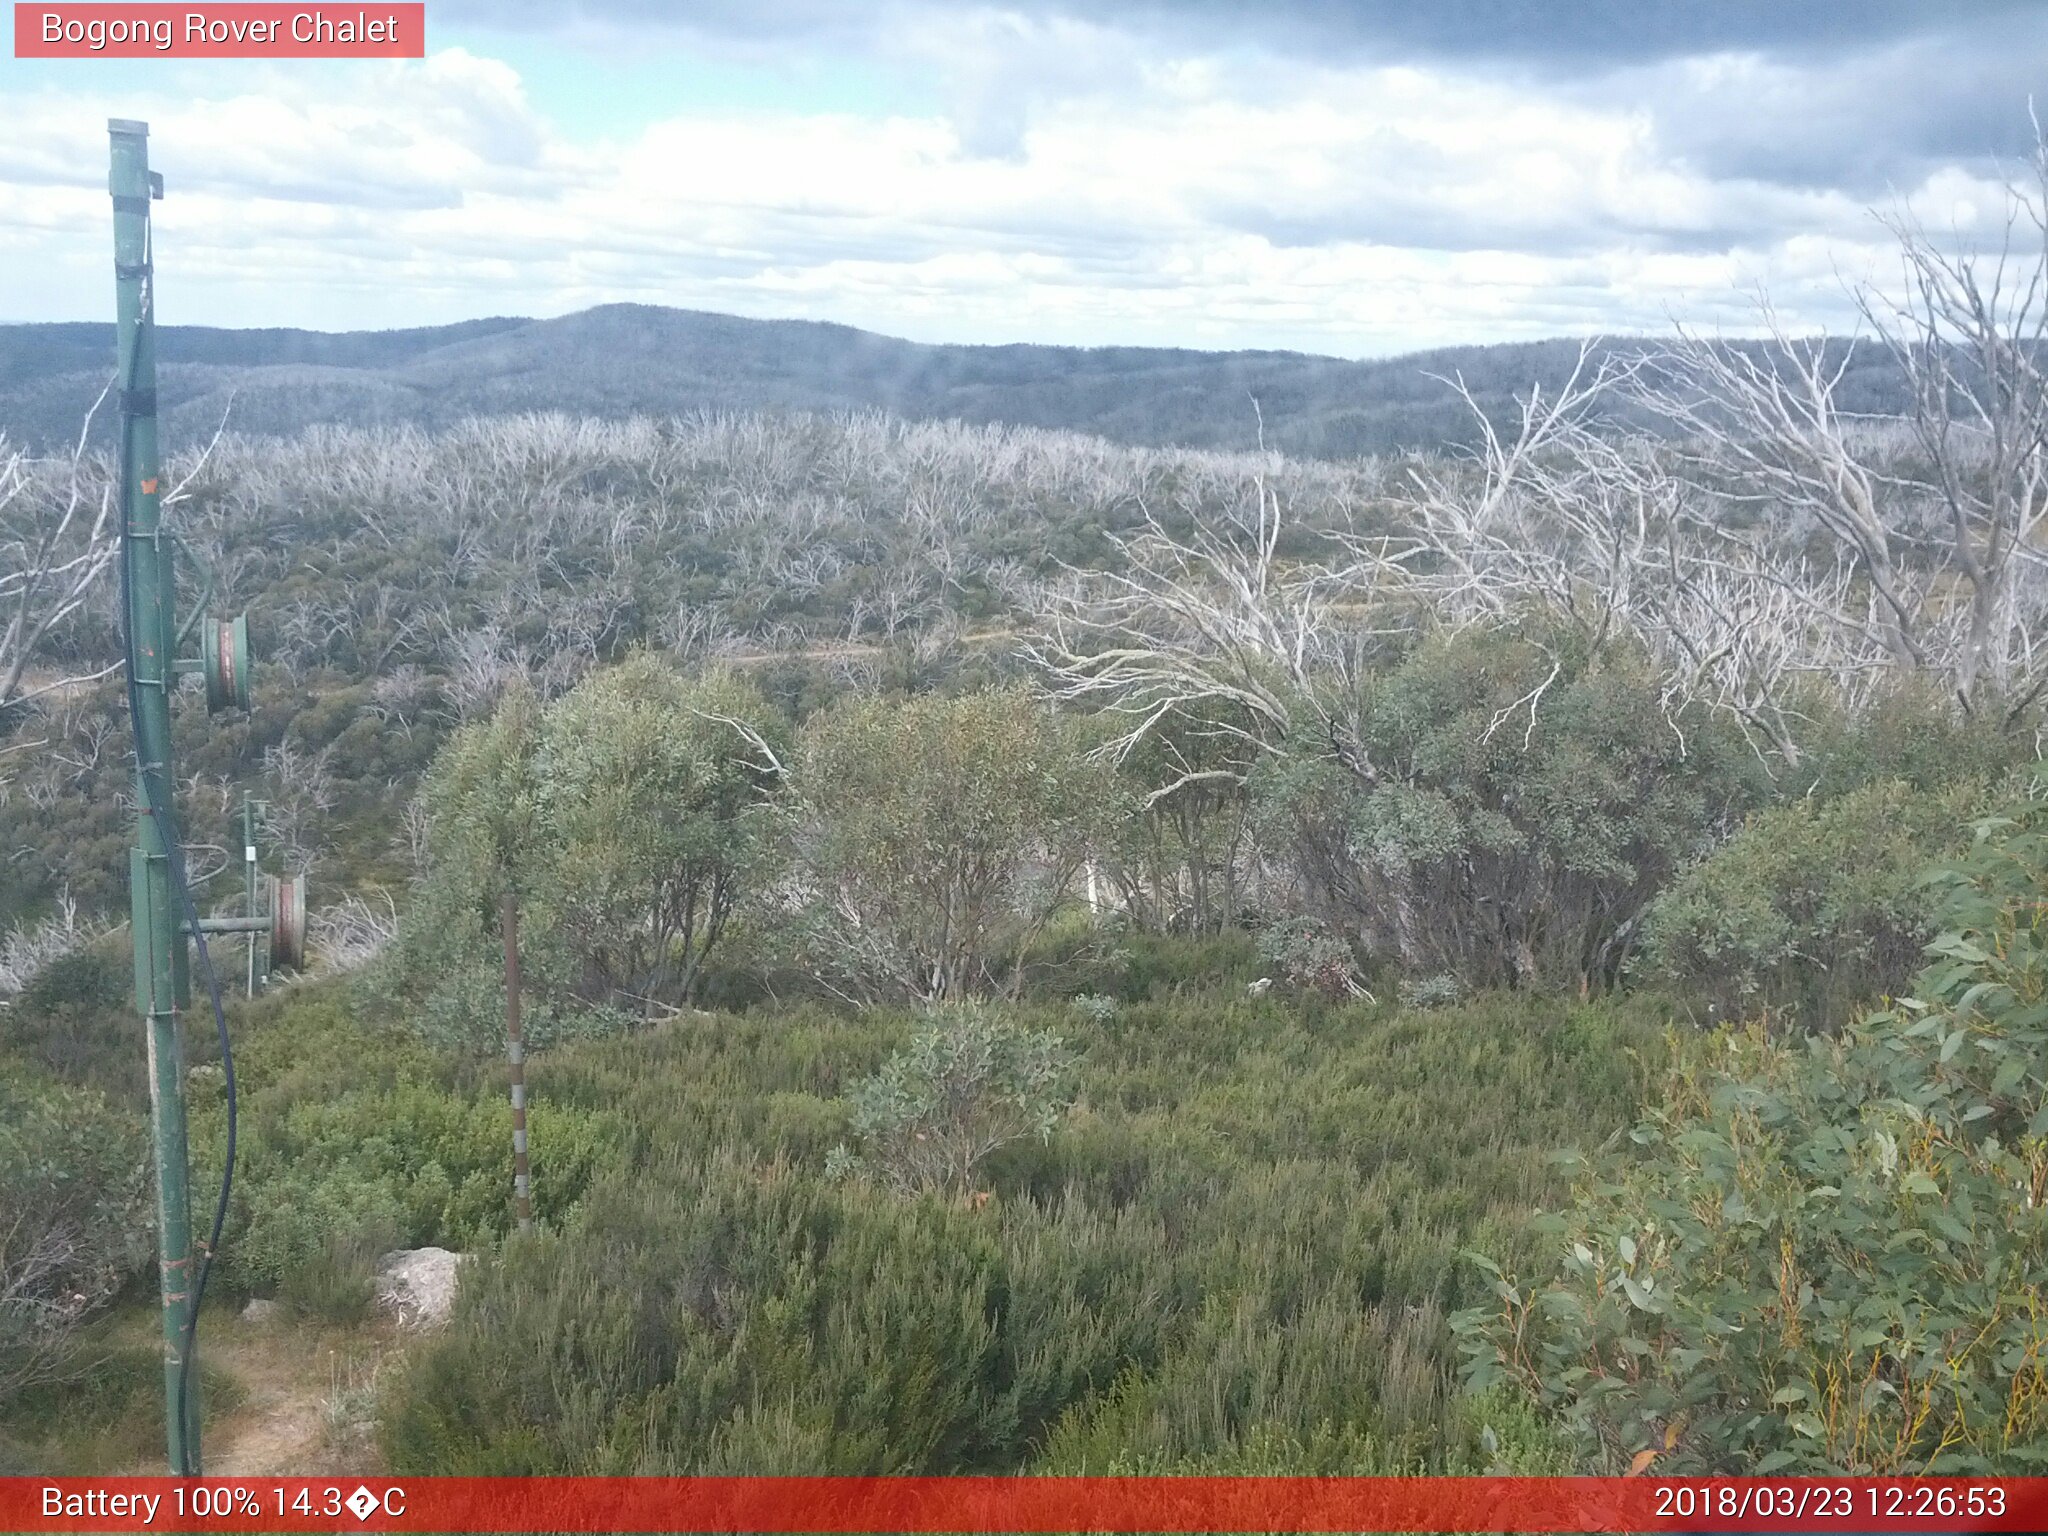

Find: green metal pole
111;117;200;1478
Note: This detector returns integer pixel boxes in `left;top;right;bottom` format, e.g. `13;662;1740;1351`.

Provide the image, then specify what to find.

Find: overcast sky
3;1;2043;355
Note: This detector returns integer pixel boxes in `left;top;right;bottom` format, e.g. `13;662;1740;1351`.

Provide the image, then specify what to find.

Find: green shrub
1454;777;2048;1473
1016;924;1261;1004
187;986;627;1302
1638;777;1987;1030
382;1162;1019;1474
197;1084;626;1298
277;1218;405;1325
1;1341;244;1475
224;1165;410;1300
1251;628;1766;994
1043;1381;1573;1475
1257;916;1366;999
381;957;1658;1475
782;688;1119;1003
829;1005;1077;1195
391;658;786;1049
1069;993;1119;1025
1400;972;1465;1009
1798;679;2036;797
0;1073;149;1401
0;940;137;1103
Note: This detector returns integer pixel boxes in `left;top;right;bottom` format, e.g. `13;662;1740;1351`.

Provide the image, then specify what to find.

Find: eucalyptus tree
534;655;787;1008
783;687;1118;1003
398;655;787;1049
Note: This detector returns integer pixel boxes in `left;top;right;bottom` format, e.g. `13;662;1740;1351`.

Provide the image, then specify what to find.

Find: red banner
1;1476;2043;1533
13;4;424;57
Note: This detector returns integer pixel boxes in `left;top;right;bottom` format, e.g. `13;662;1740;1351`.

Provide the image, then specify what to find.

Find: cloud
3;50;564;215
2;4;2041;354
439;0;2025;69
1065;0;2034;71
426;0;2048;239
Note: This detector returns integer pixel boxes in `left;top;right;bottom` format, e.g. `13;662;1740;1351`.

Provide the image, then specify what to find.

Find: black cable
116;225;237;1475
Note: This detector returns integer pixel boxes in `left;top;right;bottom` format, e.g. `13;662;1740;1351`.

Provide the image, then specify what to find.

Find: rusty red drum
203;612;250;712
268;870;307;970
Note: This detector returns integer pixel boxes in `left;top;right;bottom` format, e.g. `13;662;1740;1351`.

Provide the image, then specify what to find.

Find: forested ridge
0;304;1920;461
8;156;2048;1479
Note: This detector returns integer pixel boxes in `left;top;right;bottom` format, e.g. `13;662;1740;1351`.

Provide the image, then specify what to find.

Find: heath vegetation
8;138;2048;1476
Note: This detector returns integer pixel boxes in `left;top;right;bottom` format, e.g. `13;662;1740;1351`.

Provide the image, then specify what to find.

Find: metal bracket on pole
188;873;305;971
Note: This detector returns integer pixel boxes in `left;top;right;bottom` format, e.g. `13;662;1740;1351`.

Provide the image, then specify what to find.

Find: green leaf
1619;1274;1663;1314
1928;933;1990;964
1930;1213;1973;1247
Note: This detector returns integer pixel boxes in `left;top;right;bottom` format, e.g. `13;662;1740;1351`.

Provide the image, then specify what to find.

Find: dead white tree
1026;322;1924;794
0;891;112;997
0;400;121;714
440;621;533;722
1629;324;1940;688
1026;476;1421;798
1864;135;2048;715
396;791;433;876
1387;344;1672;666
309;888;400;974
1628;135;2048;728
1391;347;1883;765
260;740;337;876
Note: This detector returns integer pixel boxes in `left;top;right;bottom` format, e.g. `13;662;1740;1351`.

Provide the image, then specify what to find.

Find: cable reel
202;613;251;712
267;870;307;972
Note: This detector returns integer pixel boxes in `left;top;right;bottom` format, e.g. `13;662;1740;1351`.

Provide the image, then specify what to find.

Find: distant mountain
0;303;1913;459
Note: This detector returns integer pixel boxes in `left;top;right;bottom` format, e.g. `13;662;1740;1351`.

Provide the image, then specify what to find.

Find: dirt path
720;625;1020;665
118;1314;399;1477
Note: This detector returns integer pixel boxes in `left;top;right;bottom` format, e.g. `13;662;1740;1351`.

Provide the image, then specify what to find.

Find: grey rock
374;1246;470;1330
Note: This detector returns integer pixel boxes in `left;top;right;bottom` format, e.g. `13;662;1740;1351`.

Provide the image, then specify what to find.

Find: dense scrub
1458;777;2048;1473
177;988;629;1317
1637;777;1995;1030
0;410;1381;932
7;594;2037;1474
379;979;1651;1473
0;1069;148;1403
1248;630;1770;993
